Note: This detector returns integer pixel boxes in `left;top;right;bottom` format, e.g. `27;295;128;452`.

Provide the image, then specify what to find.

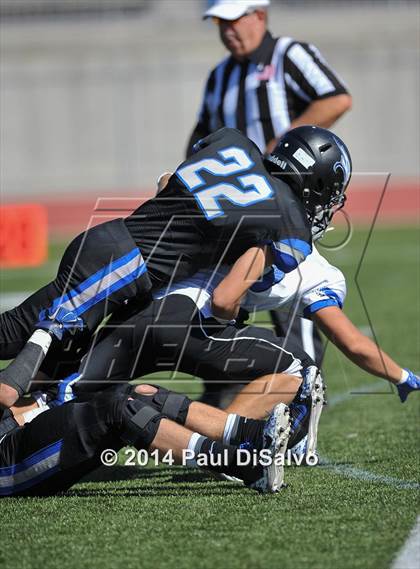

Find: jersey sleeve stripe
286;43;337;97
271;238;312;273
284;72;312;102
320;287;344;308
303;298;341;317
307;44;350;94
218;58;237;128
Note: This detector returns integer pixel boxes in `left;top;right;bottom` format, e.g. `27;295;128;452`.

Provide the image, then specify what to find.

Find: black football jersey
125;128;311;287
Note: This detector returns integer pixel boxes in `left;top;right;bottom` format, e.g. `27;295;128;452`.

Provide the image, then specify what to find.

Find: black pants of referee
0;219;152;362
72;295;312;401
0;386;131;497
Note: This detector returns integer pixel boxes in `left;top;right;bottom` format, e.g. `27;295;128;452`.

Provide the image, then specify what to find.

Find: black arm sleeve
0;341;46;396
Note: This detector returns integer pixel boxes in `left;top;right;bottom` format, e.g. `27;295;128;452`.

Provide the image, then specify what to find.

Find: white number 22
176;146;274;220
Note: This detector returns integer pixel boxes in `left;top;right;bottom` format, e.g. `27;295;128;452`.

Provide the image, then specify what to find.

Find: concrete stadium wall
1;2;419;199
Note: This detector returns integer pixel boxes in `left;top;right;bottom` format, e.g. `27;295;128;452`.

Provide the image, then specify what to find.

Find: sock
397;369;409;385
190;433;262;484
186;432;204;467
222;414;240;444
223;414;265;450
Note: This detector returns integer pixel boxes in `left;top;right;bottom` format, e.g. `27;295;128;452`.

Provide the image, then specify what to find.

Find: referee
187;0;352;373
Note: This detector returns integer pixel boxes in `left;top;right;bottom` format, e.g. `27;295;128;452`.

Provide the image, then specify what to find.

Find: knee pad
82;383;133;428
121;398;165;450
133;385;191;425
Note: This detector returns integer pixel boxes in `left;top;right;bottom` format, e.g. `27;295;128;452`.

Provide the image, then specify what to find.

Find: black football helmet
264;125;352;240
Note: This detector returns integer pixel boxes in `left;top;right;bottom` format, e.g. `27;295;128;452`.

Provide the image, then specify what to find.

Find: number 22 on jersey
176;147;274;220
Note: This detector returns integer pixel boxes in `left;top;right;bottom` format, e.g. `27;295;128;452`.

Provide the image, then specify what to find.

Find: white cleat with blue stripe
288;366;326;465
305;366;326;461
249;403;291;493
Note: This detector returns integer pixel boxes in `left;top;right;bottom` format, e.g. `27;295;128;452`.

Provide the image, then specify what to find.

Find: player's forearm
212;246;269;321
0;330;52;402
314;307;403;384
211;298;241;321
10;399;39;427
335;338;403;384
0;383;19;407
265;94;352;154
10;396;38;417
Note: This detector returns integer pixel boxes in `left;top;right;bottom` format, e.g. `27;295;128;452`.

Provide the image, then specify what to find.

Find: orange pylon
0;204;48;268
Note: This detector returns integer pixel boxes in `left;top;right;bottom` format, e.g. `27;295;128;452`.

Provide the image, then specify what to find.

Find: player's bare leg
136;371;301;436
135;384;232;440
134;384;291;463
136;372;322;464
148;409;291;493
224;373;302;419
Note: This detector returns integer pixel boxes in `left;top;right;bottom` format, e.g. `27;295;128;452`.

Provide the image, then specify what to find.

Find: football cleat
288;366;326;462
248;403;291;493
397;370;420;403
306;368;326;459
210;472;243;484
289;434;319;467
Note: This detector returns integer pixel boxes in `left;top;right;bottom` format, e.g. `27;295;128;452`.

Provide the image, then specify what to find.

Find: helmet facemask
310;189;347;241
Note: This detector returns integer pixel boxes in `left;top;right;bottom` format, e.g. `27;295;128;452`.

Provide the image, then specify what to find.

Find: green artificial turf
0;226;419;569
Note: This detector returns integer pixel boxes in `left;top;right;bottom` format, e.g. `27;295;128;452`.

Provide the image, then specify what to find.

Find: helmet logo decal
293;148;315;169
333;137;351;187
266;154;287;170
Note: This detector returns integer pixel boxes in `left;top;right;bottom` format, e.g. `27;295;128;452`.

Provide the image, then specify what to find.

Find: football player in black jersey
0;331;293;496
0;126;351;407
0;293;323;467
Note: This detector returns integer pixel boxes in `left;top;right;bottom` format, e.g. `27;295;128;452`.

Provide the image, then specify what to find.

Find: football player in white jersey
157;244;419;407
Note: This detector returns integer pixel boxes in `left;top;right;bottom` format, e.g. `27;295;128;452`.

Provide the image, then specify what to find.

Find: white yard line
319;458;420;491
391;516;420;569
327;380;389;406
322;381;420;491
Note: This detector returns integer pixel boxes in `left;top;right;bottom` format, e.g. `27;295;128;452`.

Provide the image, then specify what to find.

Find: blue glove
48;373;80;407
397;369;420;403
250;265;284;293
36;307;84;341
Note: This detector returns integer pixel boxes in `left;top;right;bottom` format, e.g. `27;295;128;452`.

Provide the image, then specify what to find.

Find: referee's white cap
203;0;270;21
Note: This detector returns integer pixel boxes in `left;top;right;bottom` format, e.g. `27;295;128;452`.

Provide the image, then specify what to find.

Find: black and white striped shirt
187;32;348;155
